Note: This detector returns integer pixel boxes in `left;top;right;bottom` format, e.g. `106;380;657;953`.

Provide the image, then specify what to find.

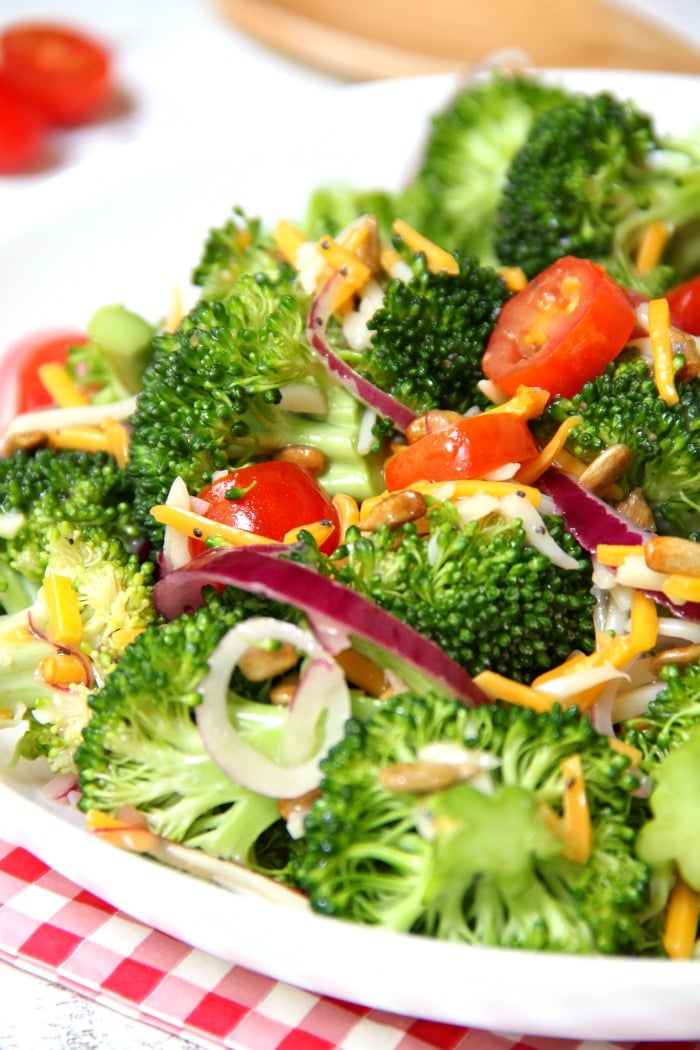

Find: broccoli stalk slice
67;303;156;404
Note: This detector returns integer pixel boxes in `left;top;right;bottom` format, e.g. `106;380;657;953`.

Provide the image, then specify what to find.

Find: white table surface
1;0;700;1046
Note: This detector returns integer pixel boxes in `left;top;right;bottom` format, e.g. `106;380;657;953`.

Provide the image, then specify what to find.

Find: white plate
2;68;700;1041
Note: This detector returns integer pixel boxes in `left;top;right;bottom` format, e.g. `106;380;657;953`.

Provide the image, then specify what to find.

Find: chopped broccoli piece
623;655;700;765
294;694;652;954
396;72;572;264
192;209;292;301
636;728;700;891
328;498;595;683
1;522;156;774
0;448;141;613
302;184;397;242
128;263;387;543
355;246;511;414
535;350;700;540
494;90;700;293
75;587;311;872
67;303;156;403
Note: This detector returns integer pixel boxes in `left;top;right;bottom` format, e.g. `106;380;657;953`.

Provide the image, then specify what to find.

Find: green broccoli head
356;247;511;415
76;586;310;871
191;209;292;301
329;498;595;683
623;655;700;767
396;72;572;264
494;90;700;293
302;185;397;242
0;448;140;613
636;727;700;891
294;693;652;953
536;351;700;540
127;268;386;543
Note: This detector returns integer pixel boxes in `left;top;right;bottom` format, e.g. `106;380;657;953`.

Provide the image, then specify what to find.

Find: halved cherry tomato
665;276;700;336
384;413;539;490
0;77;45;173
9;331;88;413
190;461;341;556
0;24;112;126
482;257;636;401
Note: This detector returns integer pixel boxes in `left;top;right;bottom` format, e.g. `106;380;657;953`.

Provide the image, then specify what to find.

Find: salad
2;66;700;964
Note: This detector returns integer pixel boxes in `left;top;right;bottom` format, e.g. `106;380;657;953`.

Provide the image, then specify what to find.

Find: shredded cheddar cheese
516;415;584;485
43;573;82;647
391;219;459;275
663;871;699;959
648;296;679;406
635;220;670;275
560;754;592;864
37;363;89;408
149;504;276;547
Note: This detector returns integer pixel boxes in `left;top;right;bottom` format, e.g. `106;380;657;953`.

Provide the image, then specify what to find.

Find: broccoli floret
0;448;141;613
623;656;700;766
192;209;293;301
302;184;397;242
128;266;387;543
636;728;700;892
354;247;512;414
294;694;652;954
1;523;157;774
67;303;156;403
329;499;596;683
396;72;572;264
75;587;312;872
536;351;700;540
494;91;700;293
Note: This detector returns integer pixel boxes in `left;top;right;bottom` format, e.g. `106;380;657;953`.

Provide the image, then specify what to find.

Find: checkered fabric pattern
0;838;696;1050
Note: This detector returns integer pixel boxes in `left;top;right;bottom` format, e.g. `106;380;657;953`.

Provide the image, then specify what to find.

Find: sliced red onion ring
154;547;485;706
196;617;350;798
539;469;700;622
307;274;417;432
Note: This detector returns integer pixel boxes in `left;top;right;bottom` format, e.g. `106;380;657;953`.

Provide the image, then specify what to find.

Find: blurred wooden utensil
213;0;700;79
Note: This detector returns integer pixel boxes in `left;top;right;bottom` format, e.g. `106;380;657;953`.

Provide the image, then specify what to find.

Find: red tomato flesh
0;77;45;173
1;24;112;126
0;330;87;417
384;413;539;490
190;461;341;556
482;256;636;401
665;275;700;336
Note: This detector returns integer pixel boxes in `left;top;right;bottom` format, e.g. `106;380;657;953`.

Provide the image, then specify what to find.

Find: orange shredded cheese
663;871;699;959
391;219;459;275
84;809;155;852
38;652;90;686
149;504;276;547
471;670;552;713
332;492;360;541
648;296;678;406
596;543;647;567
662;574;700;604
635;220;670;275
43;573;82;647
102;417;130;469
46;425;110;454
380;245;402;274
283;520;336;547
516;415;584;485
560;754;592;864
607;737;643;765
38;363;89;408
164;285;186;333
272;219;307;266
486;385;549;420
496;265;528;291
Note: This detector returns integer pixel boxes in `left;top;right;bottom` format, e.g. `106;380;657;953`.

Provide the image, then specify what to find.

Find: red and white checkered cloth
0;837;696;1050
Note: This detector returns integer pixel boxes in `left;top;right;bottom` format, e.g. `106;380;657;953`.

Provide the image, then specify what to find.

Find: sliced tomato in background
384;413;539;490
0;330;88;417
482;256;636;401
190;461;341;556
0;76;45;173
664;275;700;336
0;23;112;126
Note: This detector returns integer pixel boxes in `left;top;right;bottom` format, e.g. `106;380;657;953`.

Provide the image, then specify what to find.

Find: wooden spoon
213;0;700;79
